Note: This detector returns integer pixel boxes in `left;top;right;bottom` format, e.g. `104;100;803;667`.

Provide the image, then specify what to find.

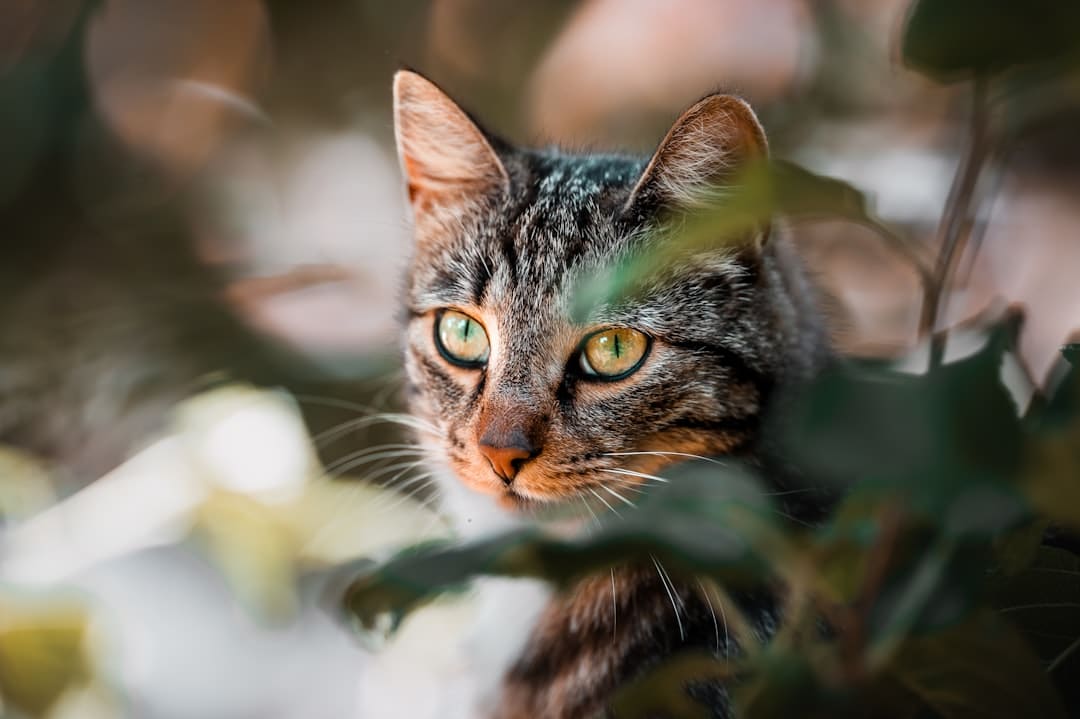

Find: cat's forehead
408;151;646;308
529;151;645;204
481;152;646;319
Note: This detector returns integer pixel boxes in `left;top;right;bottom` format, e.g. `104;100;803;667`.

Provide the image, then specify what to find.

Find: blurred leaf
813;503;879;604
769;160;875;222
346;463;784;630
887;610;1068;719
1023;423;1080;530
992;545;1080;667
781;325;1027;531
902;0;1080;82
0;599;90;717
1026;344;1079;431
608;651;737;719
572;161;892;321
864;537;1030;677
194;491;303;620
0;446;56;519
735;649;822;718
1021;345;1080;531
992;519;1050;576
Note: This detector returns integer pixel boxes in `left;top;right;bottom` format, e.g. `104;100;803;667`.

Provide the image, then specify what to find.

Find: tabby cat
393;70;830;718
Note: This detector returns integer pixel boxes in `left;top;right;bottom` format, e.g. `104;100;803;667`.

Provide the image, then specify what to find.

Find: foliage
344;329;1078;716
0;597;91;717
1;0;1078;717
342;2;1080;716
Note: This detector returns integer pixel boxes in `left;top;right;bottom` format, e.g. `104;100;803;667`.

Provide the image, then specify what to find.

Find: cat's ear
623;93;768;225
393;70;509;215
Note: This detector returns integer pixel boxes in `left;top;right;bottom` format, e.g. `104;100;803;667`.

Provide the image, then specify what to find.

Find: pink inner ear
393;71;509;210
626;94;768;212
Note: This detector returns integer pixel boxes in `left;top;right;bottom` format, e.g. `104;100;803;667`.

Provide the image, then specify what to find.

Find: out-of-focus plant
342;2;1080;716
0;383;446;715
0;595;91;718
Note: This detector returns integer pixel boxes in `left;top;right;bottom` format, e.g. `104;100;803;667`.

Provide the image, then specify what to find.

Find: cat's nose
478;434;539;485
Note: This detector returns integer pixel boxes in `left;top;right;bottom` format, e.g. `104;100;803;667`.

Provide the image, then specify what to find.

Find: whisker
697;578;725;655
324;447;429;476
587;487;622;518
325;442;427;460
600;484;637;509
380;460;435;489
602;451;732;467
761;487;823;497
611;569;618;644
579;497;602;531
652;555;684;640
292;393;380;414
601;478;646;494
316;413;445;446
375;474;438;514
770;508;815;528
359;460;430;485
600;468;669;484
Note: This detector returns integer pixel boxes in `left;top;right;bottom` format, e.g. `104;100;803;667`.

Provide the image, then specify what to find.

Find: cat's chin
435;466;591;539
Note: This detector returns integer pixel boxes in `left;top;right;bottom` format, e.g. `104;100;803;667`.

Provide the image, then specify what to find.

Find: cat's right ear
622;93;769;235
393;71;509;220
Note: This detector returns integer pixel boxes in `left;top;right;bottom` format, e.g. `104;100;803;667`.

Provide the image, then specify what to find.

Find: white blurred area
1;385;449;718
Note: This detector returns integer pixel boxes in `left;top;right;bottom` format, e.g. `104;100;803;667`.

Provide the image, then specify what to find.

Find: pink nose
478;435;538;485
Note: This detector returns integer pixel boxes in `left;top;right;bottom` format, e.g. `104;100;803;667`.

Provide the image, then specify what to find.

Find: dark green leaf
345;463;783;629
902;0;1080;82
780;324;1027;532
571;161;886;321
887;610;1068;719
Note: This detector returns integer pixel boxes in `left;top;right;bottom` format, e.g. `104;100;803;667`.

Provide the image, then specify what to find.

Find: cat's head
393;70;819;515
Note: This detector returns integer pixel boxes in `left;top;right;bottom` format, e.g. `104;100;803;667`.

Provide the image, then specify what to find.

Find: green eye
435;309;490;367
578;327;649;379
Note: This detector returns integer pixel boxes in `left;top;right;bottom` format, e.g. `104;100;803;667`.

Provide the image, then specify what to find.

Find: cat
391;69;831;718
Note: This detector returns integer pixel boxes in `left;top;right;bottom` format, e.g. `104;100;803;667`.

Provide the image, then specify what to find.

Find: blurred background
1;1;1078;717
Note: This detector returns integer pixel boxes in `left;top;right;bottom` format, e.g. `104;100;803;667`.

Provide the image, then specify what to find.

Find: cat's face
394;71;796;514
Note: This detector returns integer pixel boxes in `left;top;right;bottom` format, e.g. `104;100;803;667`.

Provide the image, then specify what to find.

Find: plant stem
924;76;992;367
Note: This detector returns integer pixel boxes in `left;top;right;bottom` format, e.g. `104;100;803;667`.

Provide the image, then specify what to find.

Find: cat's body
392;71;830;718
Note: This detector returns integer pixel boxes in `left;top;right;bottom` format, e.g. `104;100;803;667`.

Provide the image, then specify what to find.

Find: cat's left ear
623;93;769;240
393;70;510;215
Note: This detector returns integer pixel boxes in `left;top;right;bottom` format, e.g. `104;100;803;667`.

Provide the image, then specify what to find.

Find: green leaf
571;160;886;321
887;610;1068;719
780;324;1027;531
902;0;1080;82
345;462;784;630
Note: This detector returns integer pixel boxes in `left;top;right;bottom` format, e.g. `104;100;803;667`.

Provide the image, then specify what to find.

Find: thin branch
924;76;993;367
1048;635;1080;675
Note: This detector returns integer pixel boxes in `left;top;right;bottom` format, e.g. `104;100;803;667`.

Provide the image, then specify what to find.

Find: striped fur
393;71;829;717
